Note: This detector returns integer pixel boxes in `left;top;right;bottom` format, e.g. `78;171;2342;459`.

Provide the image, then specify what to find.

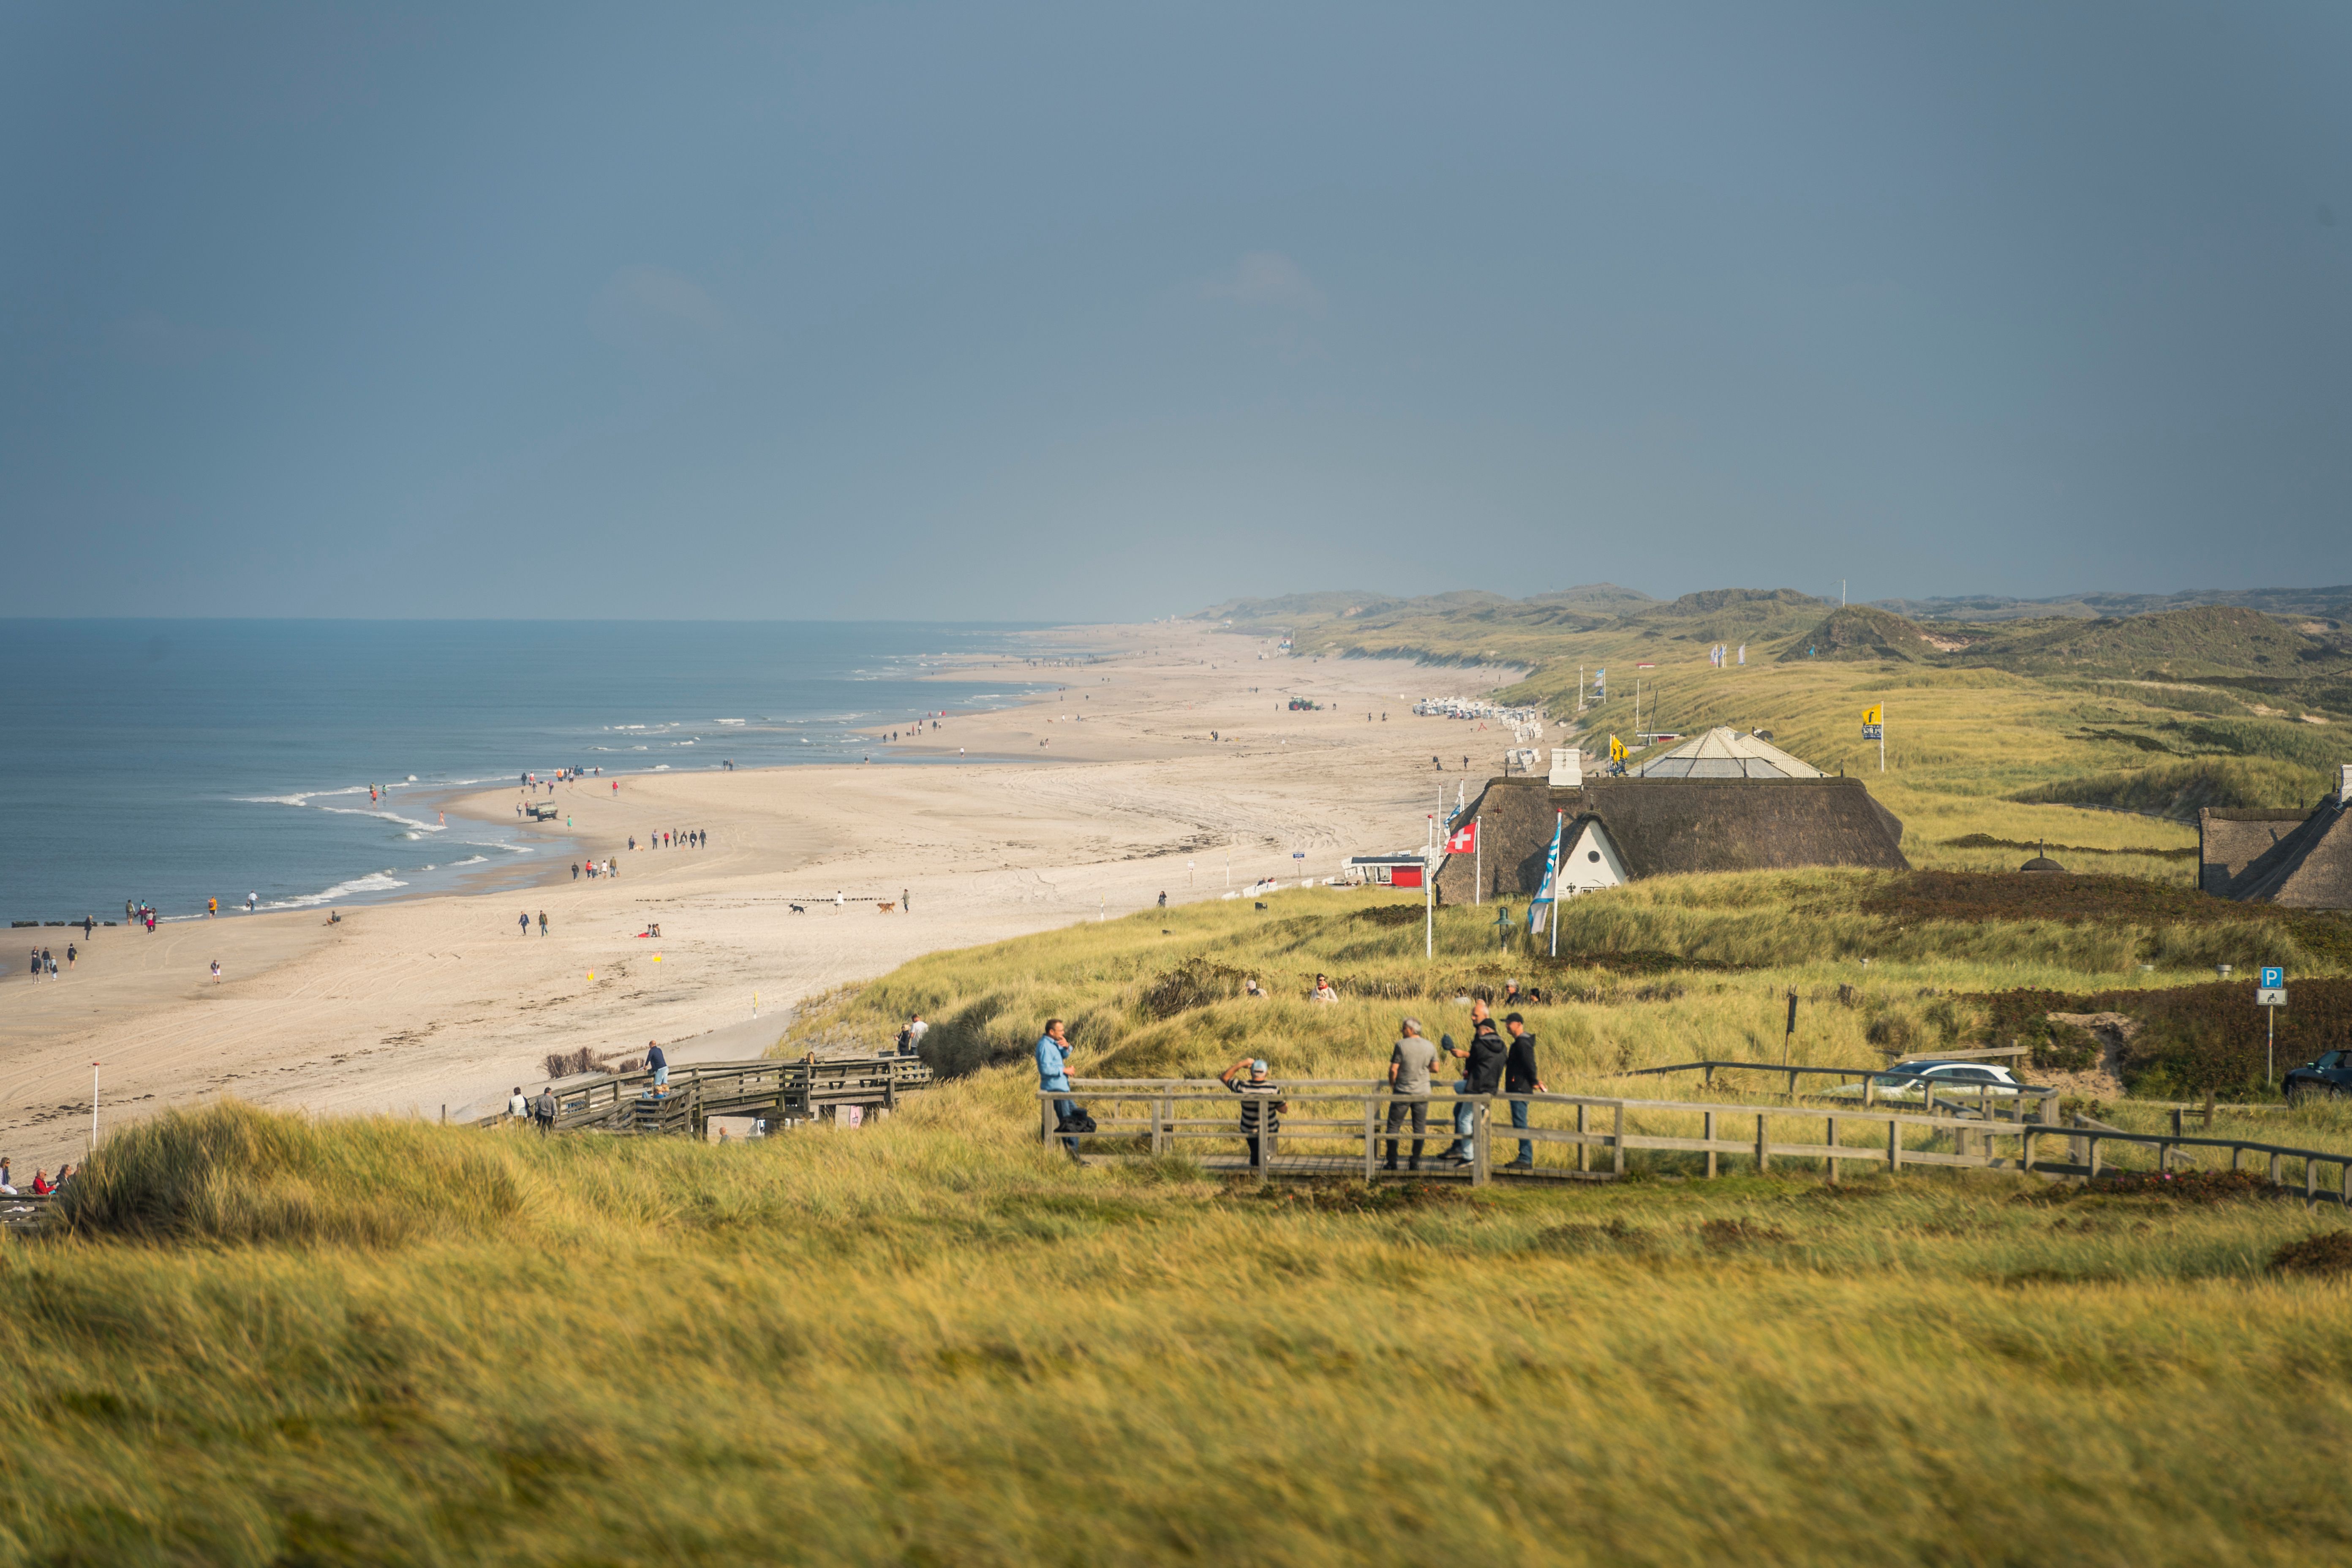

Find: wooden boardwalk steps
476;1054;934;1138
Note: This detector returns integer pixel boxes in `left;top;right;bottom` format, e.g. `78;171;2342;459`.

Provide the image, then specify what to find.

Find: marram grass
9;884;2352;1564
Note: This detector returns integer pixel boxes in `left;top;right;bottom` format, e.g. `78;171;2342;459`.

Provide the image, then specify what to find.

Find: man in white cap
1219;1055;1286;1169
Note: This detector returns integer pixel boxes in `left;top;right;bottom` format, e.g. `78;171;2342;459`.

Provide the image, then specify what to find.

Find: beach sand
0;624;1533;1168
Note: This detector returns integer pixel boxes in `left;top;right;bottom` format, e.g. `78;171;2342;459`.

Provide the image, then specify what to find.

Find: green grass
15;884;2352;1562
13;1092;2352;1564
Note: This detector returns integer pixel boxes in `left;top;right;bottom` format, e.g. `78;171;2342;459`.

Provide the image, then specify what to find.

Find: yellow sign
1608;735;1626;761
653;954;663;964
1862;705;1882;725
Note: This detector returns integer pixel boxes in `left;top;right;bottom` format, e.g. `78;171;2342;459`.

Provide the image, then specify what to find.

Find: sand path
0;625;1533;1167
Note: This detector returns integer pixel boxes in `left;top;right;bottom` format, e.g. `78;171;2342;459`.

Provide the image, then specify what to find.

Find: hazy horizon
6;4;2347;621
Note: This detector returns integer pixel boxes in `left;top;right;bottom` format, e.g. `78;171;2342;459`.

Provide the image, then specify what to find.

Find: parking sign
2261;966;2285;989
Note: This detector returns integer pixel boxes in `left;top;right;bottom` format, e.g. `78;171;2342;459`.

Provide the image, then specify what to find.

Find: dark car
2284;1050;2352;1105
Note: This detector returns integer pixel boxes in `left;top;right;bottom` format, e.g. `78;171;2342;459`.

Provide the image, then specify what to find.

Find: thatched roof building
1435;769;1908;904
1636;726;1824;779
2200;768;2352;908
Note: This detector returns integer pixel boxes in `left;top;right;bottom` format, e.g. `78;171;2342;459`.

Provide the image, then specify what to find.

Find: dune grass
12;888;2352;1562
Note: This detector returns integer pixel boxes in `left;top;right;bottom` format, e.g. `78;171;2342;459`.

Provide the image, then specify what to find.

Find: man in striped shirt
1219;1056;1286;1168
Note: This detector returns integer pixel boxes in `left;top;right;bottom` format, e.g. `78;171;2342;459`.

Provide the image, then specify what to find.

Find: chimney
1550;746;1583;788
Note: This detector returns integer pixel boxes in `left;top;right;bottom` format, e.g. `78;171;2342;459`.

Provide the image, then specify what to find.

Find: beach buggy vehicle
524;803;559;822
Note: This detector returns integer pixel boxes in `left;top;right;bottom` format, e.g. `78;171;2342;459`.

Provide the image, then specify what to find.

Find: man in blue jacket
1036;1018;1078;1156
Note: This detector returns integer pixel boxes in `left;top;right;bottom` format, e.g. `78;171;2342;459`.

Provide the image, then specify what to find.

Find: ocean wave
262;871;408;910
451;855;490;866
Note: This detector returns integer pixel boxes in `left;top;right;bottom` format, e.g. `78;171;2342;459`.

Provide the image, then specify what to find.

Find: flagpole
1550;812;1561;956
1880;702;1886;773
1475;816;1481;906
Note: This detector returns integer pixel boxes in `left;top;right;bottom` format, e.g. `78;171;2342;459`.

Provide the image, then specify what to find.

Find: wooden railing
1617;1059;2060;1118
1039;1078;2352;1206
477;1054;933;1137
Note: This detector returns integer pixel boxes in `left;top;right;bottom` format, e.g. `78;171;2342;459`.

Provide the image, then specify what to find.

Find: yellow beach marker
653;954;663;964
586;971;596;981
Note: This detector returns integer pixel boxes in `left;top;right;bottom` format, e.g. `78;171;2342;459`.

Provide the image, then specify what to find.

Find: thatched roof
2199;808;2314;896
1637;726;1824;779
2214;800;2352;908
1435;776;1907;904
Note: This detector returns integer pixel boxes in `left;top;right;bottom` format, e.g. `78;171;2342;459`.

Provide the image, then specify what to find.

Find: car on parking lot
2284;1050;2352;1105
1822;1059;2028;1106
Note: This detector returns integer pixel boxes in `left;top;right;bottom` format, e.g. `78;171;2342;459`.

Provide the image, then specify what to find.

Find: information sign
2261;966;2285;989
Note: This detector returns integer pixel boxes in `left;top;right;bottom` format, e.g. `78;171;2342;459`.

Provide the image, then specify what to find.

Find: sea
2;620;1059;926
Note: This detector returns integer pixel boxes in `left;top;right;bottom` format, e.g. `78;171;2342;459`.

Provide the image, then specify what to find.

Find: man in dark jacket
1501;1013;1546;1169
1463;1010;1508;1165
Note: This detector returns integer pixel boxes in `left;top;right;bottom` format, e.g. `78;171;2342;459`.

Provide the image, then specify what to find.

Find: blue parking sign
2261;966;2285;989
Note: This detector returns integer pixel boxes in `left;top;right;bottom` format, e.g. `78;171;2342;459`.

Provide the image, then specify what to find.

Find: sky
3;2;2347;621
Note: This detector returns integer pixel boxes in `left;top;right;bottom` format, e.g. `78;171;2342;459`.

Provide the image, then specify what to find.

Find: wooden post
1703;1110;1717;1179
1756;1112;1769;1174
1612;1102;1626;1177
1888;1115;1902;1174
2203;1090;2216;1130
1471;1100;1491;1187
1787;1068;1798;1101
1704;1064;1715;1090
1863;1075;1875;1110
2270;1150;2282;1189
1825;1115;1839;1184
2306;1159;2319;1211
2023;1126;2036;1173
2341;1161;2351;1211
2230;1144;2242;1173
1040;1092;1053;1145
1576;1102;1589;1174
1363;1094;1377;1181
2088;1136;2102;1179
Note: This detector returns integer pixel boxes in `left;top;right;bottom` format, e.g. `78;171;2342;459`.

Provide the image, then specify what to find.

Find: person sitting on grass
1219;1056;1288;1169
1311;975;1339;1004
30;1170;52;1195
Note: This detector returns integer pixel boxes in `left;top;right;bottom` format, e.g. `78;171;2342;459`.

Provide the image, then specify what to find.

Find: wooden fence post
1471;1100;1491;1187
2088;1136;2102;1179
1703;1110;1717;1180
2306;1159;2319;1211
1576;1102;1589;1174
1825;1115;1839;1184
1040;1093;1052;1146
1612;1103;1626;1177
2270;1151;2282;1189
1363;1094;1376;1181
1888;1115;1902;1174
1756;1112;1769;1175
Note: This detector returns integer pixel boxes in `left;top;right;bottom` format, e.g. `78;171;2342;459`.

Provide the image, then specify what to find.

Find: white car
1825;1061;2026;1105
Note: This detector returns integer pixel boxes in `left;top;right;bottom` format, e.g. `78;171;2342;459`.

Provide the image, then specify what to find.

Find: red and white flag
1444;821;1476;854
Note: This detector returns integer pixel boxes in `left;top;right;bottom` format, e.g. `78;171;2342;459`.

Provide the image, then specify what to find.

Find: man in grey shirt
1384;1017;1438;1172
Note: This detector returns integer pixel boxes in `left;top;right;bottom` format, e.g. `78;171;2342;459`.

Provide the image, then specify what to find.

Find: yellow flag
1608;734;1626;760
1862;705;1882;725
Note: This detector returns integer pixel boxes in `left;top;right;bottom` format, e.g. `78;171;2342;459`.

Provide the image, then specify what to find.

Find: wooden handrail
1038;1079;2352;1202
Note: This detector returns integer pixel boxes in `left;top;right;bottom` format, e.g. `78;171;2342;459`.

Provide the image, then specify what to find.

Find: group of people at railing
1038;997;1549;1169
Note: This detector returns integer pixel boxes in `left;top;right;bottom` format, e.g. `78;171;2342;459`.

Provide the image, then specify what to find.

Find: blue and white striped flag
1528;811;1563;930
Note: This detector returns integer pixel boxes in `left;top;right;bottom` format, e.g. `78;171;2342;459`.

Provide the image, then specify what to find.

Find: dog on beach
788;904;806;914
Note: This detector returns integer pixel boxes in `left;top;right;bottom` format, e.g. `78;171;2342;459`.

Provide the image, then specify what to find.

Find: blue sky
3;2;2347;619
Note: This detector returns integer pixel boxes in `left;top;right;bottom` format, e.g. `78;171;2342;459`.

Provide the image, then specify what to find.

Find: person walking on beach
81;916;94;939
1219;1056;1286;1169
207;898;218;918
507;1086;527;1122
1036;1019;1078;1157
517;911;530;936
1385;1018;1436;1171
210;959;221;984
571;863;579;880
537;910;549;936
65;943;76;970
1501;1013;1545;1170
534;1088;556;1136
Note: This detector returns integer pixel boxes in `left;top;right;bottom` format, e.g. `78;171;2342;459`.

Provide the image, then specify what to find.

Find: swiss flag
1444;821;1476;854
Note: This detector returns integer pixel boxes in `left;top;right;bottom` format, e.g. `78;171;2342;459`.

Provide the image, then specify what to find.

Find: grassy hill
1211;586;2352;833
19;888;2352;1561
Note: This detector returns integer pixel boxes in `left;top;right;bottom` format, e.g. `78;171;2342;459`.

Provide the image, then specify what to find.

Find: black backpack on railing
1059;1106;1099;1134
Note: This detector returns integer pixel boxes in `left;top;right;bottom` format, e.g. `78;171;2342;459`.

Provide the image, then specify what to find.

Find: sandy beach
0;623;1530;1169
